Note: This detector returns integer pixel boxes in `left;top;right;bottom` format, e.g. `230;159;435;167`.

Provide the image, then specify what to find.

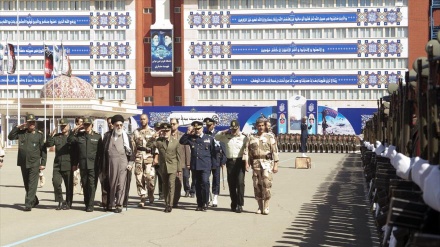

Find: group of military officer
7;113;279;215
277;133;361;154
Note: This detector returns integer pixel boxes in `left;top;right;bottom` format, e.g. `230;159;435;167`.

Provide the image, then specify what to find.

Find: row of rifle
277;133;360;153
361;34;440;246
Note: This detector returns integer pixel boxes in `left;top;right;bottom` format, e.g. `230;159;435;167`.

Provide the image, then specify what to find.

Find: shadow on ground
275;154;380;247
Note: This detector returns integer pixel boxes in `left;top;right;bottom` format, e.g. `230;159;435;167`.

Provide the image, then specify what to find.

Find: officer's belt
227;157;242;162
137;147;152;153
252;155;269;159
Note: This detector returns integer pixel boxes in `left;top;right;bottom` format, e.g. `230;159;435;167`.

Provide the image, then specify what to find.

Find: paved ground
0;150;379;247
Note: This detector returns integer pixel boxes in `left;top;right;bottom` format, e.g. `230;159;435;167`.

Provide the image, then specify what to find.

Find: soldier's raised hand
51;129;57;136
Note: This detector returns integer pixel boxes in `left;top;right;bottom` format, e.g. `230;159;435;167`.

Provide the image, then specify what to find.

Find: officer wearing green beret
68;117;103;212
46;118;75;210
8;114;47;211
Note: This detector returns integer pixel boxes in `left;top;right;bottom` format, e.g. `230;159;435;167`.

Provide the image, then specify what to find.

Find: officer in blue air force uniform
179;120;217;211
203;118;227;207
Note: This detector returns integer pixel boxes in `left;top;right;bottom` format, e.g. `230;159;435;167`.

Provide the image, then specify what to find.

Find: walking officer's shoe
263;200;270;215
56;202;62;210
184;191;190;197
23;207;32;212
212;194;218;207
32;196;39;208
236;205;243;213
138;196;146;207
256;200;263;214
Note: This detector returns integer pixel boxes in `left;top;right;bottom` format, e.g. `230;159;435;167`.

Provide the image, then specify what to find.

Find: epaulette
37;130;43;134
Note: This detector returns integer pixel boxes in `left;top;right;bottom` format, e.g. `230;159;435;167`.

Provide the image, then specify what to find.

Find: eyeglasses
114;124;123;127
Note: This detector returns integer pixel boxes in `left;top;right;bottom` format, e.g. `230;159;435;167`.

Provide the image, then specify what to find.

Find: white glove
391;153;411;180
364;141;370;147
410;157;432;191
127;161;134;171
375;141;385;155
385;145;397;159
422;167;440;212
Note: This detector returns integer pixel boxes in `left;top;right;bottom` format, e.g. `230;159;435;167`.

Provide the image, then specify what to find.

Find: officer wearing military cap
180;120;217;211
46;118;75;210
203;117;226;207
8;113;47;211
152;122;182;212
243;116;279;215
215;119;249;213
68;117;103;212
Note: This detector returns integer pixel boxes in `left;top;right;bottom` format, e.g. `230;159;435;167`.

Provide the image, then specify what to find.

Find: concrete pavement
0;150;379;247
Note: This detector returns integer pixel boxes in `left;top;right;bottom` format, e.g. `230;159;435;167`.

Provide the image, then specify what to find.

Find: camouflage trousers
252;159;273;200
134;159;156;197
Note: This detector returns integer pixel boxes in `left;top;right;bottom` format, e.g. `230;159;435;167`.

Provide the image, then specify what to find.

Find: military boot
138;195;146;207
148;190;155;203
256;200;263;214
263;200;270;215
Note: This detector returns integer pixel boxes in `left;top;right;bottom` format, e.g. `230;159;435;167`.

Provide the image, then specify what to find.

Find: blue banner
151;30;173;73
231;43;358;55
231;74;358;85
0;15;90;26
277;100;288;134
0;75;90;85
306;100;318;135
8;45;90;56
230;13;357;25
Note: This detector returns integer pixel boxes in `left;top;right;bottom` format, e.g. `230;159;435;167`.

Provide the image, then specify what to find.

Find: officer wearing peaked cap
203;117;226;207
179;120;216;211
68;117;103;212
8;113;47;211
215;119;249;213
46;118;75;210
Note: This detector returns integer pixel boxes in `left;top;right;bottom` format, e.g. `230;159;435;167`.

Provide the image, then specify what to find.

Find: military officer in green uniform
8;114;47;211
46;118;75;210
68;117;103;212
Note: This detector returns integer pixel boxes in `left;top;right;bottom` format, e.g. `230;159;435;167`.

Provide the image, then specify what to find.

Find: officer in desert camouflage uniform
243;117;279;215
131;114;157;206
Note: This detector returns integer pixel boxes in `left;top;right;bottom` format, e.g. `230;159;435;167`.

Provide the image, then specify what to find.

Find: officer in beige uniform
215;120;248;213
131;114;156;206
243;117;279;215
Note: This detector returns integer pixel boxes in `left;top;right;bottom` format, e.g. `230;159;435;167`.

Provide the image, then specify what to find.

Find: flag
6;43;16;74
53;45;61;76
60;45;72;76
44;45;53;78
323;108;338;118
0;44;4;74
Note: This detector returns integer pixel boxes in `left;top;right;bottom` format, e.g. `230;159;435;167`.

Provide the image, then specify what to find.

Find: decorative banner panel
5;43;132;58
189;40;403;58
187;8;403;28
90;72;132;88
151;29;174;75
188;71;403;88
0;13;132;28
0;74;90;85
277;100;288;134
305;100;318;135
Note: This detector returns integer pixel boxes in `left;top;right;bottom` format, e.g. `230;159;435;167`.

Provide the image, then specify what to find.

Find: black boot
56;202;62;210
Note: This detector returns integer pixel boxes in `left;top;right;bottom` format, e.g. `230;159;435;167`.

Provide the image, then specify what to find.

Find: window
143;8;153;13
70;1;80;10
115;0;124;10
174;7;181;13
198;0;208;9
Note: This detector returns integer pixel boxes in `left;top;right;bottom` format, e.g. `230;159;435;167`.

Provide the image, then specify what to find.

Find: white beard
115;128;123;136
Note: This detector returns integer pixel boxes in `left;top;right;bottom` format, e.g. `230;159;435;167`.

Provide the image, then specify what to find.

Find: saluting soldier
68;117;103;212
131;114;157;206
46;118;75;210
203;117;227;207
243;117;279;215
8;113;47;211
179;121;216;211
215;120;249;213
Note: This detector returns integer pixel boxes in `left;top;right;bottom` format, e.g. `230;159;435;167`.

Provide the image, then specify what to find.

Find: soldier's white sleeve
411;157;432;191
422;167;440;212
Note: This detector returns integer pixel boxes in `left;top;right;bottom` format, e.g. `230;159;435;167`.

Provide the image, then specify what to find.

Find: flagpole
43;44;47;139
60;41;64;118
5;38;9;147
16;0;20;125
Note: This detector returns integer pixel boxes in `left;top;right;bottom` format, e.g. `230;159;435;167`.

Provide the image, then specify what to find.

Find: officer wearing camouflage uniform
243;117;279;215
68;117;103;212
46;118;75;210
8;113;47;211
131;114;157;206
